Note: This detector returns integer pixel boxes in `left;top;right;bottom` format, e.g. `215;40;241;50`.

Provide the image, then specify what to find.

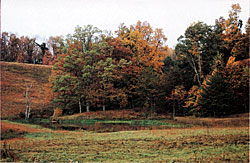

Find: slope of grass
1;120;52;140
1;62;52;118
175;113;249;127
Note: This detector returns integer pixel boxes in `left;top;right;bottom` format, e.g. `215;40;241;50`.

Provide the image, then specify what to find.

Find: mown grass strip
24;132;63;140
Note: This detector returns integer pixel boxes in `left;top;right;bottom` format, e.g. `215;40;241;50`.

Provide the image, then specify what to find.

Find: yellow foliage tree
117;21;168;72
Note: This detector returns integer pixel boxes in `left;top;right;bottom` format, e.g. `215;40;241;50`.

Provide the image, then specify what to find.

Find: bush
1;142;19;161
29;107;54;118
19;112;25;119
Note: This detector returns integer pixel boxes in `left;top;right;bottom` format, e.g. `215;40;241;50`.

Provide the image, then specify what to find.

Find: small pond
13;118;190;132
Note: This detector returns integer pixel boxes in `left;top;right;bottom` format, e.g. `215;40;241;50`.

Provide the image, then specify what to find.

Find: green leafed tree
175;22;224;87
49;25;131;114
50;51;85;114
94;58;130;110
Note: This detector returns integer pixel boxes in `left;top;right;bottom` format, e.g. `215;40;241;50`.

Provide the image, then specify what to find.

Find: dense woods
1;4;249;117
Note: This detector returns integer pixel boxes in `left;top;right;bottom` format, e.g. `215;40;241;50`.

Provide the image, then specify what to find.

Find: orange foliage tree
223;56;249;113
115;21;169;109
217;3;247;61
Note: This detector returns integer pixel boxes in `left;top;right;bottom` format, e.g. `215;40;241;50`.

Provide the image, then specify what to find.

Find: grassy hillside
1;62;52;118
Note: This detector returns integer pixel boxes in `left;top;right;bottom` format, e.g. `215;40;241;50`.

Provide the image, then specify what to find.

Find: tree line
1;32;65;65
169;4;249;117
2;4;249;117
45;22;168;115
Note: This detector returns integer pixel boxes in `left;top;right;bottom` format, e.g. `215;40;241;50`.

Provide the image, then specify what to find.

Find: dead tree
34;42;49;63
35;42;48;55
25;84;33;120
79;99;82;113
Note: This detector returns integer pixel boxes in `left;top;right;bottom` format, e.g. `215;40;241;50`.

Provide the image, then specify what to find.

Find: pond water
13;118;188;132
40;122;160;132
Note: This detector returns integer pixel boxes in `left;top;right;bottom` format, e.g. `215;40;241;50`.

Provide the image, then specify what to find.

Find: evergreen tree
198;72;235;117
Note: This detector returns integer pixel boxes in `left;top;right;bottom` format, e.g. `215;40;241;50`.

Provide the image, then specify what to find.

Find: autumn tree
1;33;20;62
232;18;250;60
172;4;249;117
17;36;36;63
166;85;187;118
94;58;130;110
42;35;66;65
49;25;131;114
223;56;249;113
106;36;141;108
217;4;244;62
183;85;202;116
70;25;102;53
78;36;130;111
50;46;85;114
117;21;168;71
1;32;45;64
47;35;65;57
1;32;10;61
116;21;168;109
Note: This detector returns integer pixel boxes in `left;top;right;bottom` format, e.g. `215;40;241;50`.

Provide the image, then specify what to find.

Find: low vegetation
1;119;249;162
1;112;249;162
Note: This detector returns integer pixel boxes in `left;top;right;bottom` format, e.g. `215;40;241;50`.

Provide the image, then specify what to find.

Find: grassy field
1;61;52;118
1;118;249;162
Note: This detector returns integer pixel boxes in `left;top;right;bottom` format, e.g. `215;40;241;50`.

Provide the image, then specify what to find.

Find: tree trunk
172;98;175;120
173;103;175;120
25;85;32;120
131;99;134;109
189;54;202;87
198;54;202;83
86;102;90;112
28;102;32;119
79;99;82;113
152;97;156;113
25;99;29;120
